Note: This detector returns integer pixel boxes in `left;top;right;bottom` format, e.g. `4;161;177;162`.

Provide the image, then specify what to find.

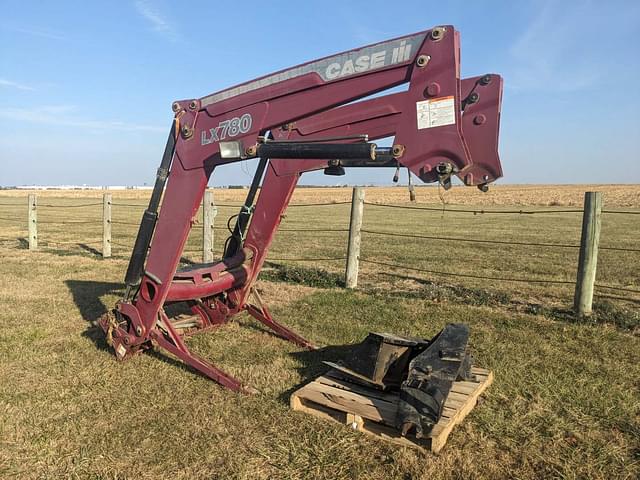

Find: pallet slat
291;366;493;453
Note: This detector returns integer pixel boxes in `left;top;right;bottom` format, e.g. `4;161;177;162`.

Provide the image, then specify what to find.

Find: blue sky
1;0;639;186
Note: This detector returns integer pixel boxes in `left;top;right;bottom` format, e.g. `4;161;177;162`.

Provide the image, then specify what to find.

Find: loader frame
99;25;503;393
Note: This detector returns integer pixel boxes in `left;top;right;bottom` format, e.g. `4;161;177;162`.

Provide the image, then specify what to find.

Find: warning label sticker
416;96;456;129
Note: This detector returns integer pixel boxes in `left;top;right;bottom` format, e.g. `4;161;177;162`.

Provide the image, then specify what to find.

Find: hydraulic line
223;156;269;258
123;121;176;300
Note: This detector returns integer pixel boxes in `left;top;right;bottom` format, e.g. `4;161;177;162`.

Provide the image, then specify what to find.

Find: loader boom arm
99;25;503;393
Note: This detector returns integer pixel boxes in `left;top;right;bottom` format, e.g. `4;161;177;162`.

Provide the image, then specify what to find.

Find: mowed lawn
0;186;639;479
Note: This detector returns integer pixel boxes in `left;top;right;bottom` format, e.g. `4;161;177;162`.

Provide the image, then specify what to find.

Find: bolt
181;125;193;138
245;145;257;157
431;27;445;41
172;102;181;113
479;74;492;86
473;114;486;125
189;100;198;111
392;144;405;157
436;162;453;175
468;92;480;104
416;55;430;67
425;82;441;97
135;326;143;336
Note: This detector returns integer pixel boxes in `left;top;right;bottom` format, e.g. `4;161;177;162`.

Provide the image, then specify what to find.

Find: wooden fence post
103;193;112;258
203;190;217;263
345;187;365;288
574;191;603;316
28;194;37;250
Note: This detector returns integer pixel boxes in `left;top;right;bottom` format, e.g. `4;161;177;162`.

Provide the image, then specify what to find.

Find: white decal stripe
200;33;426;107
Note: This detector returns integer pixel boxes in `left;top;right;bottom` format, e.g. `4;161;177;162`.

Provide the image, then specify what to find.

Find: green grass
0;193;639;479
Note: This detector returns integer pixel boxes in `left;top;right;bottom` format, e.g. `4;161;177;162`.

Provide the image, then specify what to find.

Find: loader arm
99;25;503;393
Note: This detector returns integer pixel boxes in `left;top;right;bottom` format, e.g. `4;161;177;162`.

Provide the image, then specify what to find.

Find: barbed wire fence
1;189;638;314
360;195;640;311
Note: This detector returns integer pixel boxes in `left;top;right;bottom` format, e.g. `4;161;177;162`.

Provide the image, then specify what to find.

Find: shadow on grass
37;246;101;259
371;272;639;331
527;300;640;331
78;243;102;256
278;343;357;405
65;279;124;351
595;293;640;305
144;347;221;381
64;278;262;384
375;271;512;306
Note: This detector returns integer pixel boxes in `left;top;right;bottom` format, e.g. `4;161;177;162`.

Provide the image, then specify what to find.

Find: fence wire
268;256;347;262
212;201;351;208
110;201;353;209
360;228;640;253
1;194;638;300
364;201;585;215
111;202;146;207
602;210;640;215
360;258;576;285
38;219;101;225
39;202;103;208
593;284;640;295
40;240;102;246
362;228;580;249
360;258;640;297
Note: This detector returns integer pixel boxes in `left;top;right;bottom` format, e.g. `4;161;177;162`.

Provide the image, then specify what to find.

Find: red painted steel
99;25;503;393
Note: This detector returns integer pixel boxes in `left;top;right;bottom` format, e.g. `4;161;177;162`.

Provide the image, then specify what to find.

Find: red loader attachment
99;25;503;393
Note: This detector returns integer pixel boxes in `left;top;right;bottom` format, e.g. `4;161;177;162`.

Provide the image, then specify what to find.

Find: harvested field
3;183;640;207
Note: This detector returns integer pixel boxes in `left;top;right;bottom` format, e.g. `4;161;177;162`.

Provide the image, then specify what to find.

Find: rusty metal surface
324;332;429;389
322;324;474;438
397;323;473;438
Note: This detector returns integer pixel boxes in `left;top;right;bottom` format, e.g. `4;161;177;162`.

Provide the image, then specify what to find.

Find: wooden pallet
290;366;493;453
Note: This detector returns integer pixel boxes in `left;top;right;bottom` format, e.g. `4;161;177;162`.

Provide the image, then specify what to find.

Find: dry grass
0;186;639;479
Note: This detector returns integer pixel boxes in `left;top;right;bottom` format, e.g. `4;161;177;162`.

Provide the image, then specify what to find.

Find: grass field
0;185;639;479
